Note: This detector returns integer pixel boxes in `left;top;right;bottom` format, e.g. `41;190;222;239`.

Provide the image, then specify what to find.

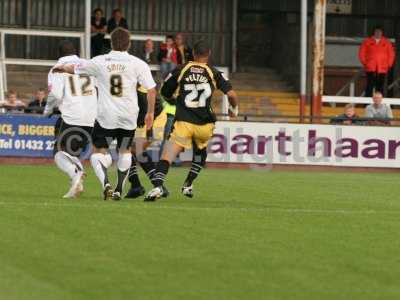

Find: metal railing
323;67;400;105
0;28;169;100
335;68;364;97
214;113;400;126
104;34;165;42
388;77;400;91
322;96;400;105
3;110;399;127
327;66;400;103
0;28;86;102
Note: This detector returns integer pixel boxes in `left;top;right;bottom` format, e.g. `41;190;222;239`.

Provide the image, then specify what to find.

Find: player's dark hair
111;27;131;51
58;40;76;57
166;35;175;41
193;40;210;57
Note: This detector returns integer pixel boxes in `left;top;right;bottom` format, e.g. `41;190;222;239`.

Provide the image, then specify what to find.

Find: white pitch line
0;201;398;215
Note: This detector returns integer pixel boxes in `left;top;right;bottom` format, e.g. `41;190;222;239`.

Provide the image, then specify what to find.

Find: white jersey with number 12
48;55;97;127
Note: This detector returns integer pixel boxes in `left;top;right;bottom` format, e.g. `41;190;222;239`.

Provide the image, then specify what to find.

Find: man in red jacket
359;26;395;97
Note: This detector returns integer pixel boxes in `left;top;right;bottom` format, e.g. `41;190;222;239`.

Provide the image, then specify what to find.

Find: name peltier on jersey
185;67;208;83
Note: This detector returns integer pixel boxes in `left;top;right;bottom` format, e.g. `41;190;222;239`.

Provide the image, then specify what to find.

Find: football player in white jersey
54;28;156;200
44;40;97;198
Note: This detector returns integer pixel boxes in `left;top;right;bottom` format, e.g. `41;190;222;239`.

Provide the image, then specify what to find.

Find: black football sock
184;163;202;186
101;163;110;186
184;147;207;187
153;160;170;187
138;151;156;183
128;155;142;188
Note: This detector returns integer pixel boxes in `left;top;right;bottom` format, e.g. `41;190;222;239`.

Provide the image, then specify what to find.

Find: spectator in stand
107;8;128;33
158;35;178;79
139;39;157;65
175;33;193;65
0;90;26;113
25;88;47;114
364;91;393;125
359;26;395;97
330;104;363;125
91;8;107;57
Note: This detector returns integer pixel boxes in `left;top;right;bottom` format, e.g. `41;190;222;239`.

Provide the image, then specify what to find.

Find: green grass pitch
0;164;399;300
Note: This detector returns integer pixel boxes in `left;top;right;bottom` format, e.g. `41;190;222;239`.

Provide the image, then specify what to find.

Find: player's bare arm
52;63;76;74
145;87;156;129
227;90;239;117
160;68;180;101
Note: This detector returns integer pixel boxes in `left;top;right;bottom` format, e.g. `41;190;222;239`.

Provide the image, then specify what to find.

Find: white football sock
90;153;112;188
70;156;84;172
117;152;131;172
54;151;78;179
115;152;132;192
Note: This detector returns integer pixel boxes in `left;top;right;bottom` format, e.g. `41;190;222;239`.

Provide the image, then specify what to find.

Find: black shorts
55;119;93;157
92;121;135;151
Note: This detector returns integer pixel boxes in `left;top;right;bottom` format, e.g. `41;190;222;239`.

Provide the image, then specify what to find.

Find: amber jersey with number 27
161;62;233;125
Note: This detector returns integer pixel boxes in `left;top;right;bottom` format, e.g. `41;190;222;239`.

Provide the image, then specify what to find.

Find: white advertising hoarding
207;122;400;168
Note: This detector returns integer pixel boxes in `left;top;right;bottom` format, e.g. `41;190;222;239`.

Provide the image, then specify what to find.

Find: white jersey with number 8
75;50;156;130
48;55;97;127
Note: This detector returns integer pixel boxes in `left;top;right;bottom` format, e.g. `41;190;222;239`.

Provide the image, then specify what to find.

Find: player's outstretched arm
227;90;239;117
214;69;239;117
145;87;157;129
226;90;239;117
160;69;180;103
52;64;75;74
43;94;58;117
